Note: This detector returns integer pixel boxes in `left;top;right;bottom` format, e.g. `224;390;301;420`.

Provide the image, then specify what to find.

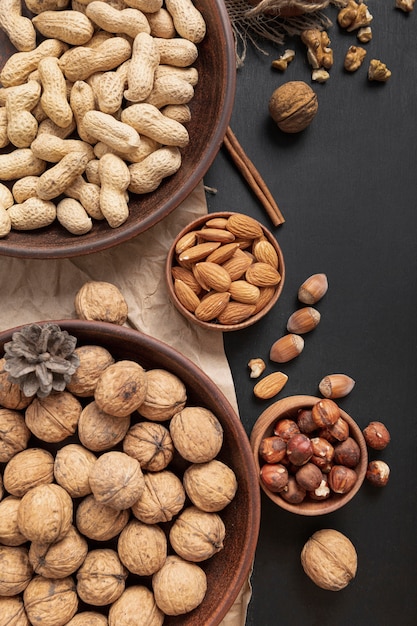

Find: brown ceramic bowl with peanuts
165;211;285;331
250;395;368;516
0;0;236;259
0;320;260;625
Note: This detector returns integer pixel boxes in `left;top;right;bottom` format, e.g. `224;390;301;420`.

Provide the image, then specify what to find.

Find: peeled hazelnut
287;307;321;334
333;437;360;468
280;475;306;504
320;416;350;443
295;462;322;491
319;374;355;399
328;465;357;494
260;463;289;493
310;437;334;471
273;418;300;442
269;81;318;133
311;398;340;428
269;334;304;363
259;436;287;464
298;273;328;305
366;460;390;487
309;477;331;500
296;409;317;434
363;421;390;450
286;433;313;466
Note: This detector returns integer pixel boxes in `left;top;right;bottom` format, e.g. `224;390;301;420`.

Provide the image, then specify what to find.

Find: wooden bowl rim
250;395;368;516
165;211;286;332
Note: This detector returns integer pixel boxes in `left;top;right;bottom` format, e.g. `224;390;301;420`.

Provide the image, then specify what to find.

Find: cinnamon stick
223;126;285;226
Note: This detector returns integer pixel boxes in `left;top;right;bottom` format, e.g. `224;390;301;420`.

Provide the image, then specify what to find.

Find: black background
205;2;417;625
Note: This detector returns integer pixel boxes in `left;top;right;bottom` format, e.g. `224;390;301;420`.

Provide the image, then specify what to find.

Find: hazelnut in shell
109;586;164;626
3;448;54;497
88;451;145;510
152;555;207;616
183;459;238;512
17;483;73;544
301;528;357;591
117;519;167;576
0;408;30;463
76;549;127;606
298;273;328;305
23;575;78;626
269;81;318;133
169;506;226;562
123;421;174;472
75;494;129;541
138;368;187;421
0;546;33;596
169;406;223;463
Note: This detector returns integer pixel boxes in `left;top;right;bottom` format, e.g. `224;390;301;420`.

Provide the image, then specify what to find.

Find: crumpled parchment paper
0;179;252;626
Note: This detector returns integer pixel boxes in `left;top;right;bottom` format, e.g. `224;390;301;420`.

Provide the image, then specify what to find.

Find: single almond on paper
254;372;288;399
270;334;304;362
287;307;321;334
194;291;230;321
178;241;221;264
228;280;260;305
253;239;279;269
193;261;232;292
226;213;264;239
246;262;281;287
174;279;200;312
319;374;355;399
217;302;256;325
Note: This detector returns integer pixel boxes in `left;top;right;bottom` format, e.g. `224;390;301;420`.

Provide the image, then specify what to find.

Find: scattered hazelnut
333;437;361;468
295;462;323;491
318;374;355;399
363;421;390;450
366;460;390;487
273;418;300;442
287;307;321;335
298;273;328;305
268;81;318;134
260;463;289;493
311;398;340;428
328;465;357;494
259;436;287;464
286;433;313;466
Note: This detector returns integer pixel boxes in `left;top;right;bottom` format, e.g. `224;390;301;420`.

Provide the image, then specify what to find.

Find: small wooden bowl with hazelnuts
250;395;368;515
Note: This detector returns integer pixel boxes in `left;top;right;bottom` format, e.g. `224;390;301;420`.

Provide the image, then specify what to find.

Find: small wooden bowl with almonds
165;212;285;331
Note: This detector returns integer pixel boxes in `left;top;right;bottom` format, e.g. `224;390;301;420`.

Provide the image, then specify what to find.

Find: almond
178;241;221;264
228;280;260;305
226;213;264;239
222;250;253;281
270;333;304;363
287;307;321;334
171;266;202;295
253;239;279;269
197;228;236;243
252;286;276;315
246;262;282;287
193;262;231;292
174;279;200;312
194;291;230;321
175;230;198;255
205;217;228;229
206;242;240;264
253;372;289;399
217;302;256;325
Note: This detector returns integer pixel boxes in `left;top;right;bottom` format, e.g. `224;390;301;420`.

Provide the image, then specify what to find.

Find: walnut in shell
0;408;30;463
76;549;127;606
183;459;238;512
74;281;128;325
301;528;358;590
169;506;225;562
66;345;115;397
0;496;27;546
169;406;223;463
24;391;82;443
152;555;207;616
3;448;54;497
131;470;186;524
54;444;97;498
0;357;33;410
0;546;33;596
75;494;129;541
109;586;164;626
89;451;145;510
138;368;187;421
78;401;131;452
0;596;29;626
123;421;174;471
17;483;73;544
65;612;109;626
23;575;78;626
29;525;88;578
118;519;167;576
94;360;147;418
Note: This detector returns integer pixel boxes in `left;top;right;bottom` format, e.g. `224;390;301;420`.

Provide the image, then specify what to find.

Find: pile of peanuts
0;0;206;236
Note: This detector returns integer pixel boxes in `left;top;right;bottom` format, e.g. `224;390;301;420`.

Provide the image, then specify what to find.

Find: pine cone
3;324;80;398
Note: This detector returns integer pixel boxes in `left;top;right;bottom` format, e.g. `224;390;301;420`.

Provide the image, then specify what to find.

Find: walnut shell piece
183;459;238;512
3;448;54;497
269;81;318;133
0;408;30;463
65;345;115;397
123;421;174;471
76;548;127;606
138;368;187;421
0;596;29;626
78;401;131;452
108;586;164;626
117;519;167;576
74;281;128;325
152;555;207;616
301;528;357;590
131;470;186;524
169;506;225;562
54;444;97;497
29;525;88;578
17;483;73;544
88;450;145;510
169;406;223;463
23;575;78;626
0;545;33;596
75;494;129;541
94;360;147;418
24;391;82;443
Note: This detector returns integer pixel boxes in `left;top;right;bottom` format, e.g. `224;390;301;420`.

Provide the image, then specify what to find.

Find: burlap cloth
0;179;252;626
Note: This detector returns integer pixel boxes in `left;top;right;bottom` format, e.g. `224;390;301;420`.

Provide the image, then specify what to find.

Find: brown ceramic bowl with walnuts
0;0;235;259
250;395;368;516
0;320;260;625
165;211;285;331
